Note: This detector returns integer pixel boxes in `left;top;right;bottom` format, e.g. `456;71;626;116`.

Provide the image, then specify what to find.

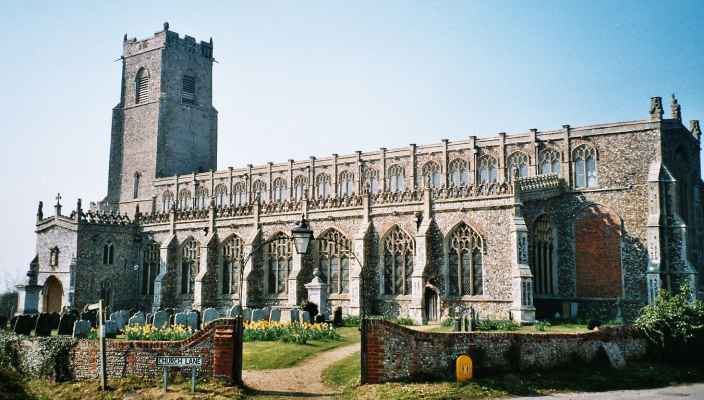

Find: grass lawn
322;351;360;388
243;326;359;370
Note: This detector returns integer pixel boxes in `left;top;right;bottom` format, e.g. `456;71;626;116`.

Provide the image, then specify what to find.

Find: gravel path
510;383;704;399
242;342;360;399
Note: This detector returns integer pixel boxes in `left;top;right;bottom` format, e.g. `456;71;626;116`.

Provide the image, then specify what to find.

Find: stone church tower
106;22;218;215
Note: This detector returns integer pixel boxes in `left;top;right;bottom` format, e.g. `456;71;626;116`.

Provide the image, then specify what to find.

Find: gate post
232;316;243;386
360;317;368;385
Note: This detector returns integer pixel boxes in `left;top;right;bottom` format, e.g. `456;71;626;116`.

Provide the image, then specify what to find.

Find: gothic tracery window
363;167;380;194
573;145;598;188
449;159;469;187
478;156;498;184
318;229;351;294
338;171;354;197
233;182;248;207
316;174;332;199
180;239;199;295
268;234;292;295
507;152;529;181
293;175;307;200
421;161;442;188
162;190;174;211
178;189;192;210
539;149;561;176
387;164;405;193
272;177;288;202
194;186;209;209
214;184;228;208
529;215;556;296
448;223;484;296
142;242;160;296
382;226;414;296
221;235;244;296
252;179;267;201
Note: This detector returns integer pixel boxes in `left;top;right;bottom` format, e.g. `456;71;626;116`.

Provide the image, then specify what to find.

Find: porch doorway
44;276;63;313
423;286;439;323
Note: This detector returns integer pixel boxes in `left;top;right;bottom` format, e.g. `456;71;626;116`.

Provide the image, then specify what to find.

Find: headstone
110;310;129;331
153;310;169;329
34;313;53;336
287;309;300;324
243;308;252;322
48;312;60;332
10;316;18;331
104;320;118;338
227;304;242;318
72;319;91;338
300;311;311;324
80;309;98;328
333;307;343;326
261;307;271;320
600;342;627;369
186;311;199;331
251;308;266;322
146;313;153;324
128;311;145;326
174;311;189;327
13;314;36;335
269;308;281;322
58;313;77;335
202;308;221;326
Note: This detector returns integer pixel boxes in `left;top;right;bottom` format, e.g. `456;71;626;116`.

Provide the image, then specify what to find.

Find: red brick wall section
69;318;240;384
361;320;648;384
575;205;623;298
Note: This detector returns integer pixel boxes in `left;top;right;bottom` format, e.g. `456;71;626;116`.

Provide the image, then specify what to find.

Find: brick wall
361;319;648;384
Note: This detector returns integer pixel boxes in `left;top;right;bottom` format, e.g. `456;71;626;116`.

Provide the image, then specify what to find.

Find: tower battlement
122;22;213;60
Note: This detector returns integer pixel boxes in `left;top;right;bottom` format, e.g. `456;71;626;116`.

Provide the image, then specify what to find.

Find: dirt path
242;342;360;399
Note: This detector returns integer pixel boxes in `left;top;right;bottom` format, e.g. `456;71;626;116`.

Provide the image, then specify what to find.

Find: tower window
135;68;149;104
182;75;196;104
102;243;114;265
133;172;141;199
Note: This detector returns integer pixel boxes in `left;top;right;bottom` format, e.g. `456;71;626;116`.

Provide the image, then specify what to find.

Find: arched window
162;190;174;211
530;215;556;296
449;159;469;187
388;165;405;193
252;179;267;201
135;68;149;104
573;145;598;188
382;226;414;295
194;186;209;210
318;229;351;294
316;174;332;199
214;184;228;208
182;75;196;104
363;167;380;194
221;236;244;296
233;182;248;207
133;172;141;199
180;239;199;295
478;156;498;184
539;149;561;176
268;234;292;295
422;161;442;188
102;242;114;265
178;189;192;210
293;175;307;200
338;171;354;197
272;177;288;202
142;242;160;296
448;223;483;296
507;152;529;181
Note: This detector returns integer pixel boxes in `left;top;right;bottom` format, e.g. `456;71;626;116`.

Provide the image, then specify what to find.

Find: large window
507;152;529;181
318;229;351;294
338;171;354;197
233;182;247;207
214;184;228;208
194;186;209;209
272;177;288;202
316;174;331;199
268;234;292;295
293;175;307;200
478;156;498;184
449;159;469;187
252;180;267;201
382;226;414;295
222;236;244;296
135;68;149;104
388;165;405;193
448;223;483;296
162;190;174;211
530;215;555;296
363;167;380;194
180;239;199;295
178;189;192;210
182;75;195;104
422;161;442;188
574;145;598;188
142;242;160;296
539;149;561;176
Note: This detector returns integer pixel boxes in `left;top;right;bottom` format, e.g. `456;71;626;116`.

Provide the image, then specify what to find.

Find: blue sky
1;1;702;287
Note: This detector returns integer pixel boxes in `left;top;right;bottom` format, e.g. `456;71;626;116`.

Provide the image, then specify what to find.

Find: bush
341;315;360;327
441;318;454;327
475;319;519;331
395;317;415;326
243;321;340;344
534;320;551;332
299;300;319;319
635;284;704;352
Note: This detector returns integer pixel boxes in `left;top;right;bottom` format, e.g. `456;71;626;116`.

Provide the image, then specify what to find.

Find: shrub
298;300;319;319
475;319;519;331
341;315;360;327
441;318;454;327
243;321;340;344
123;324;193;341
635;284;704;351
534;320;551;332
395;317;415;326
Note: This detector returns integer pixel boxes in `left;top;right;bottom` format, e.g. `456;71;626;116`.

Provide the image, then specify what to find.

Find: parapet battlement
122;22;213;59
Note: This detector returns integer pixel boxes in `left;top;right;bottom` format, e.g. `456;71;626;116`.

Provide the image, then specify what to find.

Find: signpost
87;300;106;391
157;356;202;393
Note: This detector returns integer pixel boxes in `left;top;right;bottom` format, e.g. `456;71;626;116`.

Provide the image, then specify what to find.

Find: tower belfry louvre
15;24;703;325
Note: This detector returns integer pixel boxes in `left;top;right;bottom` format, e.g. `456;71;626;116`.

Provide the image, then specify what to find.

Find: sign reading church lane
157;355;203;368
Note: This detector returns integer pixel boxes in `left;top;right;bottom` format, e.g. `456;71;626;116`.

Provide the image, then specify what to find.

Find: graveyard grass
243;326;359;370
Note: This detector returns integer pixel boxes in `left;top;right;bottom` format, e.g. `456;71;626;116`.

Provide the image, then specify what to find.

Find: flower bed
122;324;193;341
243;321;340;344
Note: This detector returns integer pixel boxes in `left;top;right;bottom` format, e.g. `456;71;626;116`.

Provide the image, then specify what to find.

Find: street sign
157;355;202;392
456;354;473;382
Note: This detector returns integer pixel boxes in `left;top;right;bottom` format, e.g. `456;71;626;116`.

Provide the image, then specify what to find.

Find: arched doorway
423;286;439;323
44;276;63;313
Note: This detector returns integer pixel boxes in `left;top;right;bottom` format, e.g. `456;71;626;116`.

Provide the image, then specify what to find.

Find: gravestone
269;308;281;322
110;310;129;331
300;311;311;324
333;307;343;326
128;311;145;326
10;316;18;331
80;309;98;328
243;308;252;322
72;319;91;338
58;313;77;335
261;307;271;321
48;312;61;332
174;311;189;327
0;316;7;330
251;309;266;322
227;304;242;318
202;308;220;327
153;310;169;329
286;309;299;324
13;314;36;335
104;320;118;338
146;313;153;324
186;311;199;331
34;313;53;336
